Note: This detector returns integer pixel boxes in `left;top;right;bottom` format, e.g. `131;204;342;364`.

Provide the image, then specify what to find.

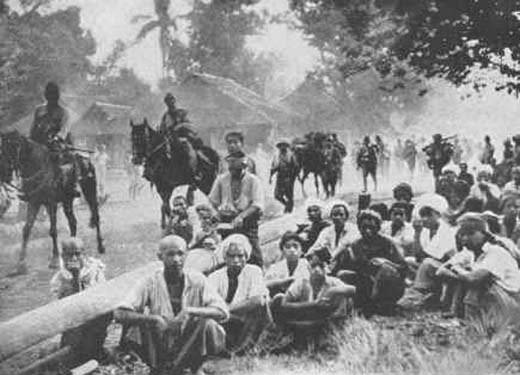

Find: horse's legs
300;171;308;198
45;203;60;269
78;159;105;254
15;202;41;274
158;187;172;230
62;199;77;237
314;173;320;197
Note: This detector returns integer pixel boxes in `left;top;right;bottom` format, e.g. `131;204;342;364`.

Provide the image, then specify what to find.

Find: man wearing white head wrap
208;234;270;353
468;164;500;212
398;195;458;310
307;200;360;258
295;198;330;254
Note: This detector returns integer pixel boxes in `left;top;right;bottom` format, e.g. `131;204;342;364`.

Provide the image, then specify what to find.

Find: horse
130;119;219;228
292;141;323;197
320;143;342;198
0;131;104;275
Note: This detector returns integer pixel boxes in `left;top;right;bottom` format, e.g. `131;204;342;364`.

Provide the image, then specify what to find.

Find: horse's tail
77;156;105;254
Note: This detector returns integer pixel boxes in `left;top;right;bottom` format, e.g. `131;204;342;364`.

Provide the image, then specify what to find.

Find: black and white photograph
3;0;520;374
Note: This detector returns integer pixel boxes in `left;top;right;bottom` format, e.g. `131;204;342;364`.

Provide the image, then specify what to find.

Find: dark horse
130;119;219;228
320;143;342;198
293;142;323;197
0;131;104;275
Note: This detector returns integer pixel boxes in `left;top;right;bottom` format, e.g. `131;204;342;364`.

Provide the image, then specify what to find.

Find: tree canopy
290;0;520;95
1;6;96;124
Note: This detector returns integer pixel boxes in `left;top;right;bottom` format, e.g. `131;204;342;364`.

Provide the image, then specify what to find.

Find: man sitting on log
50;237;109;365
115;235;228;375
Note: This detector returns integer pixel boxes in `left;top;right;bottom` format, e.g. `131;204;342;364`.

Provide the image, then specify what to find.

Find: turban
326;199;351;218
357;209;382;228
476;164;493;176
442;163;460;175
415;193;448;215
457;213;488;233
305;197;325;211
219;234;252;260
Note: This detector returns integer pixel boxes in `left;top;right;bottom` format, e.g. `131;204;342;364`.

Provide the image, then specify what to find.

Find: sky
11;0;320;94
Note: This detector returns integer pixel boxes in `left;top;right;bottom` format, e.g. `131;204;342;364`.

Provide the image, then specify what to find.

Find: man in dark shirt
295;200;330;254
458;163;474;186
333;210;407;316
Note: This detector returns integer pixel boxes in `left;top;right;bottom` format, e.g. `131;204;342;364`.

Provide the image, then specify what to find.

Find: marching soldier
423;134;454;183
270;140;299;213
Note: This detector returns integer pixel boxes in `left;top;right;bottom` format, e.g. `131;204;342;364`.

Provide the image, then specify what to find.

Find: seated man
163;195;193;244
307;200;359;259
295;199;330;255
114;236;228;375
333;210;408;316
271;250;355;329
381;202;414;257
265;231;310;296
50;237;109;365
209;151;264;267
208;234;270;353
438;214;520;325
468;165;500;213
392;182;414;221
398;194;457;309
190;204;221;249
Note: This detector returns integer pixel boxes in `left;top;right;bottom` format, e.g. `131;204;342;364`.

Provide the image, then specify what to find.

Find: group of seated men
50;151;520;374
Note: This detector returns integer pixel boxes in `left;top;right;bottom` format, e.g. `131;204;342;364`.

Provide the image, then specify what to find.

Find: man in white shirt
381;202;415;257
503;166;520;195
307;201;359;258
441;213;520;322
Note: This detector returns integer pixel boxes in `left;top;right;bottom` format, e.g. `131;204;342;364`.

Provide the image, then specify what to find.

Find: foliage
132;0;190;77
290;0;520;95
392;0;520;94
0;6;96;125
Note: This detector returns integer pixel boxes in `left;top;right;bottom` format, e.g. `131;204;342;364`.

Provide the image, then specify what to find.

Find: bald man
50;237;109;365
115;235;229;374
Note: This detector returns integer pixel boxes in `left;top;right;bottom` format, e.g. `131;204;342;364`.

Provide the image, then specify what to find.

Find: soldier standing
423;134;454;184
357;136;379;192
270;140;298;213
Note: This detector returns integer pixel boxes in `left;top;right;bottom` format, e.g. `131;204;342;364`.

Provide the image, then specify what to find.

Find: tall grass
230;316;514;375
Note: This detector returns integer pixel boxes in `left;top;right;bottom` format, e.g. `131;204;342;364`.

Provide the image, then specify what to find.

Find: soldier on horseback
28;81;79;198
159;93;198;159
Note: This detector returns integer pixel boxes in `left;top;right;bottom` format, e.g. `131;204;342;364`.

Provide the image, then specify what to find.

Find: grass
228;314;518;375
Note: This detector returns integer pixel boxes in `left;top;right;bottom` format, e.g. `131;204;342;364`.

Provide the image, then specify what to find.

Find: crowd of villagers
50;171;520;375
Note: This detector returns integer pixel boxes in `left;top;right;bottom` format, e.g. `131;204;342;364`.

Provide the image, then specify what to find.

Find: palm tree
132;0;189;76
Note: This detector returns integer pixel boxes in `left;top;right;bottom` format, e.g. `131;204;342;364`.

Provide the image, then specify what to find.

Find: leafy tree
132;0;189;77
0;6;96;125
290;0;520;94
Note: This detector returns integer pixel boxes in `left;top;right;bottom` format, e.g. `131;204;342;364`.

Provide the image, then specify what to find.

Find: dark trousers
338;264;405;316
61;313;112;365
274;178;295;213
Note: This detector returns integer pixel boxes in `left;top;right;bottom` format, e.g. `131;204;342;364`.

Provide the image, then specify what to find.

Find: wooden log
0;262;160;363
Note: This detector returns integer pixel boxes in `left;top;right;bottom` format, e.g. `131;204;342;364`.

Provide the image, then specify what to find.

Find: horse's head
130;118;150;164
0;131;23;180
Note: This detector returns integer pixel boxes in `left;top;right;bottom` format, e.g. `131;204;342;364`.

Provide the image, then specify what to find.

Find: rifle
65;145;95;154
422;135;457;152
